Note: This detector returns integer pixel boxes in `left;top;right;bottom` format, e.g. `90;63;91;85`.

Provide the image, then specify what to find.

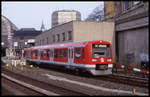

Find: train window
54;49;58;58
33;50;38;56
41;50;43;57
36;50;38;56
75;48;81;59
82;48;84;59
106;47;111;58
92;44;111;58
46;49;50;57
59;49;62;58
63;48;67;58
43;49;47;57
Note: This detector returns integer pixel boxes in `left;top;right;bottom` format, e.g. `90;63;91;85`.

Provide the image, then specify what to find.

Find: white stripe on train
26;58;113;69
27;58;96;68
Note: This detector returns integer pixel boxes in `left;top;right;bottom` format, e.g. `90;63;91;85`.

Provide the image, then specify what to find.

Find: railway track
2;58;148;88
2;67;88;96
2;61;148;96
35;63;148;88
2;77;43;96
94;74;148;88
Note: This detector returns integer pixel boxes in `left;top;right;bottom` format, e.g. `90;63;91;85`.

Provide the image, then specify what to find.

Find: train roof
25;40;111;50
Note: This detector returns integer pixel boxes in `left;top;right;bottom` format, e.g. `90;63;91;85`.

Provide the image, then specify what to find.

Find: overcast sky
2;1;104;30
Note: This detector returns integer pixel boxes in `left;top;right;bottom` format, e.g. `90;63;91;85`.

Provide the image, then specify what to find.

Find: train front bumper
85;64;113;76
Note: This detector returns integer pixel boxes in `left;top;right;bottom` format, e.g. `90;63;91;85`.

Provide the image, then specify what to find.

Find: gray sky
2;1;104;30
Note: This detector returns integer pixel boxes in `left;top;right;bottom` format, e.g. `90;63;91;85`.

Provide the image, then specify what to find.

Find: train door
68;47;74;68
50;48;54;63
37;48;40;64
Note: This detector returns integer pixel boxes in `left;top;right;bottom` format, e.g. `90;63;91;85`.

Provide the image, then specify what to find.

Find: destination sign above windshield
93;44;107;48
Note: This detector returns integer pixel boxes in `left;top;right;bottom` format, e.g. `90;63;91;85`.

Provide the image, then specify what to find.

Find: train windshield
92;44;111;58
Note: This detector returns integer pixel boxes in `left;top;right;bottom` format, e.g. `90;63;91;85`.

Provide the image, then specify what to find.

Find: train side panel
24;40;113;76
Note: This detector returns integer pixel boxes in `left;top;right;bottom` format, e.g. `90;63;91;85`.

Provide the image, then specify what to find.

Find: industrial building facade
35;21;115;60
104;1;149;67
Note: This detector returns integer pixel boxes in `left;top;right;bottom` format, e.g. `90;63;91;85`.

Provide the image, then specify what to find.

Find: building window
47;37;49;44
62;32;65;41
124;1;130;10
68;31;72;40
53;35;55;42
57;34;60;42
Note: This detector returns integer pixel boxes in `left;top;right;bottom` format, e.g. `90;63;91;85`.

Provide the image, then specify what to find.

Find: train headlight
107;59;112;62
108;64;113;68
92;59;97;62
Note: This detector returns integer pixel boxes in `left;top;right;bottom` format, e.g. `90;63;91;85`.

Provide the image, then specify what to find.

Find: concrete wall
73;21;116;61
118;26;148;67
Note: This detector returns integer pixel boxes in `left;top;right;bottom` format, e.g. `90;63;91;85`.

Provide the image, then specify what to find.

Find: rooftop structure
51;10;81;27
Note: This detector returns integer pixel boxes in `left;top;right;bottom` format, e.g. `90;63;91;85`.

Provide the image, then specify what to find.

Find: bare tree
85;6;104;21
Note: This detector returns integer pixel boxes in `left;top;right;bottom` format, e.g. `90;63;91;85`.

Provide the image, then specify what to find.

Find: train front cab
86;41;113;76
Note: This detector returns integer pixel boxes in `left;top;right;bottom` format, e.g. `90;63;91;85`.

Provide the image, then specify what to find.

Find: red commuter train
24;40;113;76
